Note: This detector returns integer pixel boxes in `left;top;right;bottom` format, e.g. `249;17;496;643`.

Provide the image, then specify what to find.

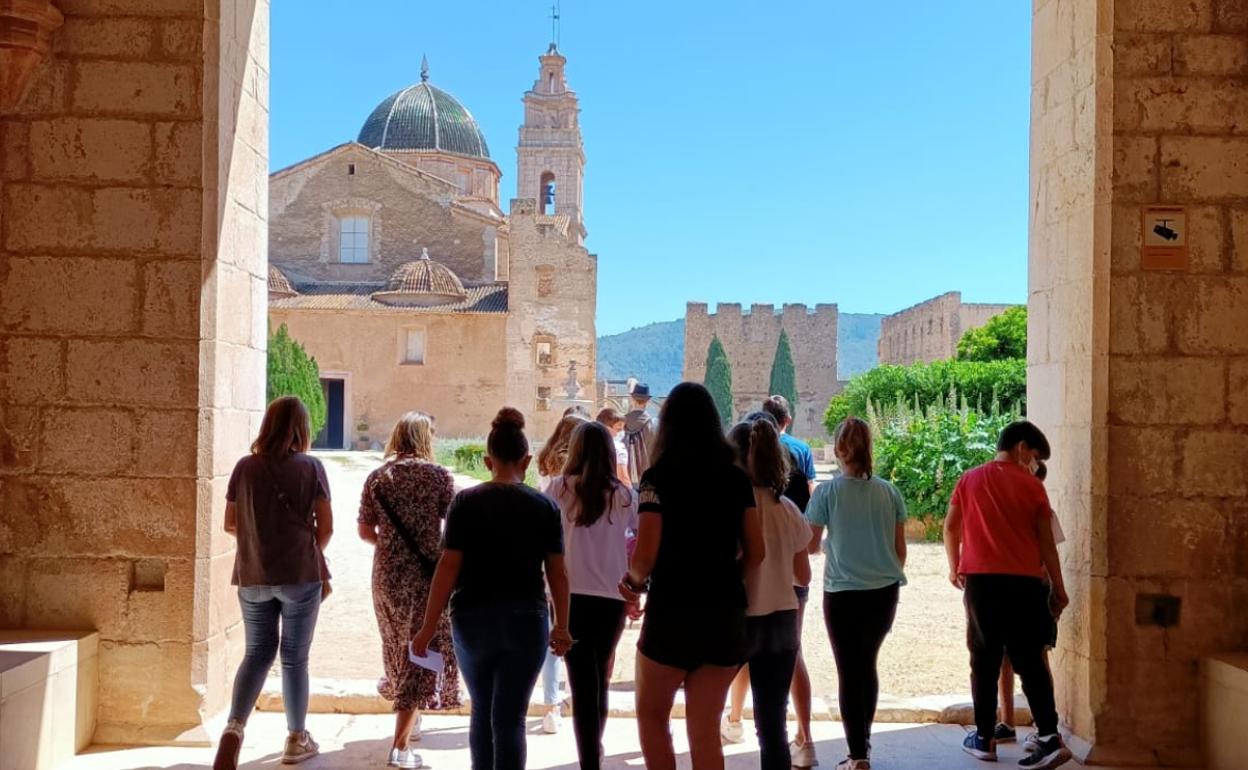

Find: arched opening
540;171;556;215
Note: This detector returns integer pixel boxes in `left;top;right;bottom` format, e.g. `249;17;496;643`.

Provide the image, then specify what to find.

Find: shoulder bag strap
371;474;440;578
260;457;331;582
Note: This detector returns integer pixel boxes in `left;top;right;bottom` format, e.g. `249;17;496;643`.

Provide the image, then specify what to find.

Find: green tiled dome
357;66;490;159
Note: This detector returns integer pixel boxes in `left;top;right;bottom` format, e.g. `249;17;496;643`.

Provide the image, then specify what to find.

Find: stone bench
0;631;99;770
1202;654;1248;770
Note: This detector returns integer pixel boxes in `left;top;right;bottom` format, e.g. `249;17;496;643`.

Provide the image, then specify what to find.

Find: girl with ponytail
411;408;572;770
725;418;814;770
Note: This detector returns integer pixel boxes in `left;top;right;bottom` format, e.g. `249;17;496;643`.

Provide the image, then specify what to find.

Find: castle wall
268;309;507;440
684;303;839;438
505;199;597;440
269;144;506;284
878;292;1015;365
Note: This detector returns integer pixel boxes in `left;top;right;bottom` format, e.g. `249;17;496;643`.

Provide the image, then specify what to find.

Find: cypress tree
267;323;328;436
704;335;734;426
768;328;799;416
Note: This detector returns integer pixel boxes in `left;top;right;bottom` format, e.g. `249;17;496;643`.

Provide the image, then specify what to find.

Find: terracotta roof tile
269;281;508;314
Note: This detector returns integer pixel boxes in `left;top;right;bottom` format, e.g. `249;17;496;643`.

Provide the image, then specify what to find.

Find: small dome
357;60;490;159
268;265;296;297
372;248;468;307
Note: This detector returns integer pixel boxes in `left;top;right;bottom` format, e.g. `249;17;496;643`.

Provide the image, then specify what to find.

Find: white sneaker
386;747;422;769
834;759;869;770
542;707;562;734
280;731;319;765
409;712;422;743
791;738;819;767
720;714;745;744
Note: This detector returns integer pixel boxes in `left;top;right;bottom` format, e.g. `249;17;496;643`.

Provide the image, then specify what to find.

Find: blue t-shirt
780;433;817;481
806;475;907;592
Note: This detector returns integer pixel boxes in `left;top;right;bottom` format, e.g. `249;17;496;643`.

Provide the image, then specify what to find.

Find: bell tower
517;44;586;242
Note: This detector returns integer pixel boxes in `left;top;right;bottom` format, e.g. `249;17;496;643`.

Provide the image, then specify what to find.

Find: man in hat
622;383;657;488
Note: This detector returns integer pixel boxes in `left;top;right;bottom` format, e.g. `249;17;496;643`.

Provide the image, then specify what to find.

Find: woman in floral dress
359;411;460;770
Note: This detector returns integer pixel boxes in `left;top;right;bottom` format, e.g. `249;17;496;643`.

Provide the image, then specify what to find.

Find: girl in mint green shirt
805;417;907;769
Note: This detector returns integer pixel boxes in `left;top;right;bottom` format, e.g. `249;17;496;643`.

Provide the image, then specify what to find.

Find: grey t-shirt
226;453;331;586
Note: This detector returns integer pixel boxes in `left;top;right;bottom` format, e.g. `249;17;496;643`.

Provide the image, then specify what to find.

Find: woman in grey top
213;396;334;770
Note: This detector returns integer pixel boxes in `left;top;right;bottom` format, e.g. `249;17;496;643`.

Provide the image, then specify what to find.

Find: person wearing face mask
944;421;1071;770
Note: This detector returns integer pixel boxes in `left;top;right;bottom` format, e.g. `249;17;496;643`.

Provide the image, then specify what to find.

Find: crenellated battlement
683;299;841;438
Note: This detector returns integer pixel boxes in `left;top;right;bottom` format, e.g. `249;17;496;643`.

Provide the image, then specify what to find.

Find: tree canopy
956;305;1027;362
704;335;734;426
267;323;327;437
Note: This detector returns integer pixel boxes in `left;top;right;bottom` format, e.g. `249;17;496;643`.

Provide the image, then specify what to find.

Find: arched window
539;171;556;215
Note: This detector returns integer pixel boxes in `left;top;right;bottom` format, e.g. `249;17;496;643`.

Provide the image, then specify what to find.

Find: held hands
410;623;436;658
549;625;574;657
624;599;644;621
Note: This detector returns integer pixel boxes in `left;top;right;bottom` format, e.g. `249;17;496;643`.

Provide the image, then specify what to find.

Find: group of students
211;383;1073;770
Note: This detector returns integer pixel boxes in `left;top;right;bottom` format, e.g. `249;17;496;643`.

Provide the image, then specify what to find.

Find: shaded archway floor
67;713;1145;770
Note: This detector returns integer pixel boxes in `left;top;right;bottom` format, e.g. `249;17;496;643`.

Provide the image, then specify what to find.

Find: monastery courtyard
305;452;968;702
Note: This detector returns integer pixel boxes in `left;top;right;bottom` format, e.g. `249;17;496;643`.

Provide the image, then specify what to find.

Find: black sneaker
993;722;1017;743
1017;735;1072;769
962;730;997;761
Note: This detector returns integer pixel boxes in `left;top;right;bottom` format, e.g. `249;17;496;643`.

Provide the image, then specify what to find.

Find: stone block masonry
683;302;839;438
0;0;270;746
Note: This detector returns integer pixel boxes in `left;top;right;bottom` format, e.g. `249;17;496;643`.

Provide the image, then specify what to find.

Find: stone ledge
257;677;1036;726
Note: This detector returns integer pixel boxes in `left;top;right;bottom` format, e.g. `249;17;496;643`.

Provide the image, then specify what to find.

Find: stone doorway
2;1;1246;766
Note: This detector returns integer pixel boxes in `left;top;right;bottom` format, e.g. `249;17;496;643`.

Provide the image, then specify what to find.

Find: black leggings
823;583;900;761
964;574;1059;740
564;594;627;770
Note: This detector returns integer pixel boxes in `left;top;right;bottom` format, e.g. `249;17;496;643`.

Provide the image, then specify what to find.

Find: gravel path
306;452;971;701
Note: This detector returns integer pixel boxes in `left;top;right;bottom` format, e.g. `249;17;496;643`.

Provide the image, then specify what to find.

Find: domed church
267;47;596;441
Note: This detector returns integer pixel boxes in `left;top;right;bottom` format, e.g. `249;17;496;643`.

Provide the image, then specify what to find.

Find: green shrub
869;392;1018;540
768;329;798;416
825;358;1025;433
267;323;327;436
453;443;487;472
705;335;734;426
957;305;1027;362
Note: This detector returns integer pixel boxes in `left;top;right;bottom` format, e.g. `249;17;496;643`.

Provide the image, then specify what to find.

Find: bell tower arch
517;44;586;242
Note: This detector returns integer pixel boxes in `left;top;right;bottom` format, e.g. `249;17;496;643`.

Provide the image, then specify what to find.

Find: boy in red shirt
945;421;1071;770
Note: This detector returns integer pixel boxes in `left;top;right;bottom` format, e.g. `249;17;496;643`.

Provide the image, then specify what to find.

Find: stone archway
1;0;1245;764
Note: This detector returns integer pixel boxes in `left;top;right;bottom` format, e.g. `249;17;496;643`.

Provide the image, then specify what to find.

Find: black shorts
638;604;747;671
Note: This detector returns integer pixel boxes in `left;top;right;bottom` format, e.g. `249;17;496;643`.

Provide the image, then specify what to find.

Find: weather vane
549;0;561;49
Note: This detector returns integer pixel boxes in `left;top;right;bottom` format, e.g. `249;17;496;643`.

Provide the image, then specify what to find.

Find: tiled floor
65;712;1152;769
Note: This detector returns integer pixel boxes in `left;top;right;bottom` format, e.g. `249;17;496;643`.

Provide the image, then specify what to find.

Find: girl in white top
546;421;638;770
722;419;813;769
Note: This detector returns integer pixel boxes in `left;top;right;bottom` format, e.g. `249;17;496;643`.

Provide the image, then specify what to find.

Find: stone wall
0;0;268;744
1030;0;1248;764
267;308;508;440
269;143;507;285
683;302;839;438
877;291;1015;365
504;199;597;440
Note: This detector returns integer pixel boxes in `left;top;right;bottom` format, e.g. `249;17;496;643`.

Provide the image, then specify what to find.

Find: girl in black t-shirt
619;382;764;770
411;408;573;770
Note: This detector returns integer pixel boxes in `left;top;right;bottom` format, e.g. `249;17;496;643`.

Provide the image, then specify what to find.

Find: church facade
267;48;596;442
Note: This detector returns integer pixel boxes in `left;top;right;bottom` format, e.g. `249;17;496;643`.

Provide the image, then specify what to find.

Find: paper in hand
408;643;446;674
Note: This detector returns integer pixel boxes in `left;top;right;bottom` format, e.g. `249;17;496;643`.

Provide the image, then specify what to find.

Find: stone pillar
0;0;268;745
1030;0;1248;764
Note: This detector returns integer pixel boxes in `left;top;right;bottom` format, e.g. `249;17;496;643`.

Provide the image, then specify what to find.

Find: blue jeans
453;602;549;770
227;582;322;733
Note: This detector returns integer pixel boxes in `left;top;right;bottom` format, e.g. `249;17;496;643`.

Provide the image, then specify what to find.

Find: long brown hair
538;414;588;477
651;382;734;471
728;419;790;498
834;416;873;478
563;421;623;527
385;411;435;460
251;396;312;456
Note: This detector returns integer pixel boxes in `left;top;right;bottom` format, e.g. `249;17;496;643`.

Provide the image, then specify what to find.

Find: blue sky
271;2;1031;336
